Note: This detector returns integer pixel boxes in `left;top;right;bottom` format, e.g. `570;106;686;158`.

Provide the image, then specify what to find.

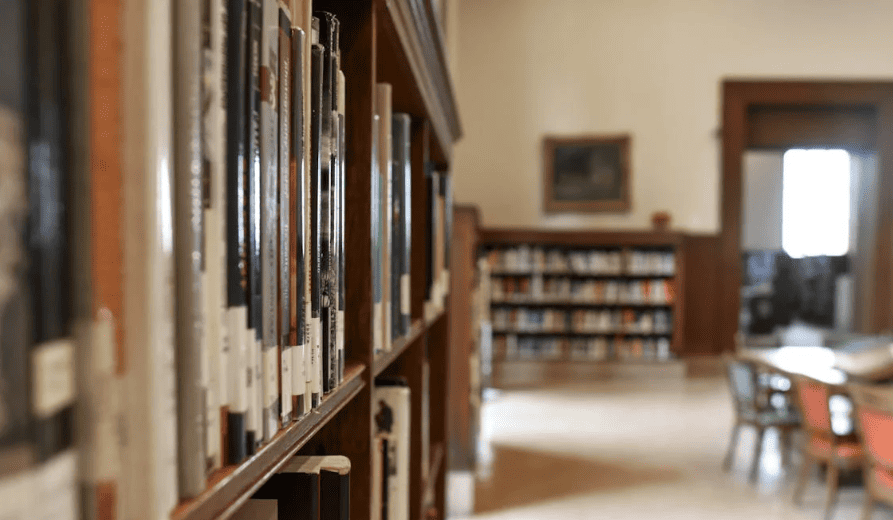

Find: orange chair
792;375;863;520
849;384;893;520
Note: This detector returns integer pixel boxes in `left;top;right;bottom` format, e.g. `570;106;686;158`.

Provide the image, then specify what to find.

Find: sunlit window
782;149;850;259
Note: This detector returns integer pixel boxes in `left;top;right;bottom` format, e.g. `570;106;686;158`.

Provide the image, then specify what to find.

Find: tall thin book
308;21;324;408
278;4;294;426
392;113;412;338
289;26;307;418
375;83;393;352
225;0;250;465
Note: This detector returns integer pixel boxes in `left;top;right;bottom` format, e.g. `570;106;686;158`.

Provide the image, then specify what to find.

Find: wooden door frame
719;80;893;353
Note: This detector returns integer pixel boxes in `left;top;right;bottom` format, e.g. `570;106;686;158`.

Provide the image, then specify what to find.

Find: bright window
782;149;851;259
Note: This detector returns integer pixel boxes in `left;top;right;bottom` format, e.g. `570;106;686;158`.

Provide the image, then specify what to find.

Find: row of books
491;277;675;304
0;1;369;518
495;335;673;362
370;82;453;356
486;247;676;275
492;308;673;334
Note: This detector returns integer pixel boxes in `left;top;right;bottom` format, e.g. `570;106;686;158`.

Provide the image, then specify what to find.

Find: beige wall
451;0;893;232
741;151;783;251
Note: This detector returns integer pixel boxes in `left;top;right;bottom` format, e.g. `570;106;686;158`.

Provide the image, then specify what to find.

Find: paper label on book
372;303;382;354
31;339;75;418
311;317;321;394
89;312;121;481
400;274;410;316
228;309;248;413
336;310;345;382
0;465;34;520
32;450;77;520
292;343;305;396
281;344;292;418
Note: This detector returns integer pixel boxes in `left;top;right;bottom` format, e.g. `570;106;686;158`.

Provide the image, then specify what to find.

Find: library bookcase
479;229;686;387
162;1;463;519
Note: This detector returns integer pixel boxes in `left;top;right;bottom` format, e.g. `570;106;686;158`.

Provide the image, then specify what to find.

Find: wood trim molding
720;80;893;353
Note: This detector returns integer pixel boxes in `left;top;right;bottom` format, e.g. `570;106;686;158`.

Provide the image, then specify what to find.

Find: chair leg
780;428;792;469
723;423;740;471
750;427;765;483
860;494;874;520
794;454;812;505
823;461;840;520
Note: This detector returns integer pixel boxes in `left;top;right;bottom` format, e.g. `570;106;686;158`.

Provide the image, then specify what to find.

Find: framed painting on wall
542;134;631;213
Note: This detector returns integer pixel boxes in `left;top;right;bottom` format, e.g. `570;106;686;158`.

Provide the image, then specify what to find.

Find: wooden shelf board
491;299;672;308
171;363;367;520
373;319;426;376
491;329;673;337
489;271;675;279
425;307;446;327
494;358;680;365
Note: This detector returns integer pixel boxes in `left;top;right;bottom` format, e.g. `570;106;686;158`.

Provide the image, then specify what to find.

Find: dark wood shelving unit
481;229;685;387
164;1;461;519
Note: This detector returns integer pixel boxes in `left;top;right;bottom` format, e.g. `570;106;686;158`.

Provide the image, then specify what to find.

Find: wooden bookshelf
174;0;460;519
479;228;686;387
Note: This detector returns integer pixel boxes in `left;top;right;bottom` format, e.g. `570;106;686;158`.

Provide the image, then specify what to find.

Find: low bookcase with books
0;0;459;520
479;229;686;386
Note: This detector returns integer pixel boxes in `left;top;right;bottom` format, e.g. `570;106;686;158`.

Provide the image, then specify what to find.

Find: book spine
443;174;452;296
424;168;435;321
308;26;323;408
25;1;80;517
336;70;346;385
315;12;335;396
376;84;392;351
245;0;262;453
201;0;227;475
278;4;293;425
120;0;180;514
260;0;281;443
394;114;412;336
173;0;207;499
290;26;307;417
0;49;35;517
225;0;249;465
371;109;382;357
78;0;123;515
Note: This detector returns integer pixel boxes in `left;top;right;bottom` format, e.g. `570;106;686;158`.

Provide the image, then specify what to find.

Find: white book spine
121;0;180;515
0;465;35;520
303;313;313;411
32;450;78;520
245;329;258;446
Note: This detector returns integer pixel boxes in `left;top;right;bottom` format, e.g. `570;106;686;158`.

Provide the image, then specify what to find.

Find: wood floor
448;376;884;519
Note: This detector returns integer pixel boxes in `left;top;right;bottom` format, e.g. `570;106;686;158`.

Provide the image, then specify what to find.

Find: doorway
719;80;893;352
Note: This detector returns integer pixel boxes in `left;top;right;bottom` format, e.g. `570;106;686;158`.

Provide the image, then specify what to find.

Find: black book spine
398;116;412;336
315;12;337;395
290;27;306;417
25;0;75;465
424;166;434;313
0;3;32;505
320;469;350;520
390;142;401;342
308;35;324;407
225;0;249;465
254;472;320;520
245;0;262;454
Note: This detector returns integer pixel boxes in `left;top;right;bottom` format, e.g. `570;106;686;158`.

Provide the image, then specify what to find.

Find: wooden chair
848;384;893;520
792;375;863;520
723;355;800;482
